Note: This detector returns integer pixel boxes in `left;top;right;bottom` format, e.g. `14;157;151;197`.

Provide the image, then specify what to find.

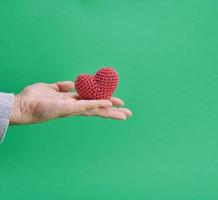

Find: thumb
48;81;75;92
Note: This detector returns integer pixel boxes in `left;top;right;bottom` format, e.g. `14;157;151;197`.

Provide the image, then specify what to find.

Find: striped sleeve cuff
0;92;14;144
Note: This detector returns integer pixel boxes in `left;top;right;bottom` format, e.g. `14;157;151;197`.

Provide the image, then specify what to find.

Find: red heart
75;67;119;99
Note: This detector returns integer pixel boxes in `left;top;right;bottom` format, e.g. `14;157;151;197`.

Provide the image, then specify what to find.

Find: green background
0;0;218;199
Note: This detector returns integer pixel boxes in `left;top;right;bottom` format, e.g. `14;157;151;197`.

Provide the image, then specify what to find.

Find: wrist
9;94;21;125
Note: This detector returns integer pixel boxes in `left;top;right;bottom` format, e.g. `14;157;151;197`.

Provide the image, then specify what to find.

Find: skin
9;81;132;125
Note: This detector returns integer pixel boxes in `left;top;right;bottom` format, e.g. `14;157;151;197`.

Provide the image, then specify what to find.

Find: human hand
9;81;132;125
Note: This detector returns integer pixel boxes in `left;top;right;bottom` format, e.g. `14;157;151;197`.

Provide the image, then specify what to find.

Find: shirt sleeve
0;92;14;144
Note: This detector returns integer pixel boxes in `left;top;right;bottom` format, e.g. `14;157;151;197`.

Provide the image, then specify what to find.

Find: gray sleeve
0;92;14;144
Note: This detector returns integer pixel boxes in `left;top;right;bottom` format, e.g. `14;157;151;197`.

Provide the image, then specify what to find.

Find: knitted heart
75;67;119;100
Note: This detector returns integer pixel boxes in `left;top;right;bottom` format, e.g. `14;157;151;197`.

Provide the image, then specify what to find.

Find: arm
1;81;132;143
0;92;14;143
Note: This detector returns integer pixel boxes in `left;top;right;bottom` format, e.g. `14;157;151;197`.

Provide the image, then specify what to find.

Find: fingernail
128;110;132;117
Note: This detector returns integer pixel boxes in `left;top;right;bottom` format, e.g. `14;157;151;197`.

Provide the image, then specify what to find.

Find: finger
48;81;75;92
83;107;127;120
110;107;132;117
64;99;113;115
109;97;124;106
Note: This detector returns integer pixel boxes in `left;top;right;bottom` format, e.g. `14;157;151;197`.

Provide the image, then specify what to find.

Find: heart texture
75;67;119;100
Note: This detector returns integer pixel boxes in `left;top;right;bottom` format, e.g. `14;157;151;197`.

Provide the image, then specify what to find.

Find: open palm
10;81;132;124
